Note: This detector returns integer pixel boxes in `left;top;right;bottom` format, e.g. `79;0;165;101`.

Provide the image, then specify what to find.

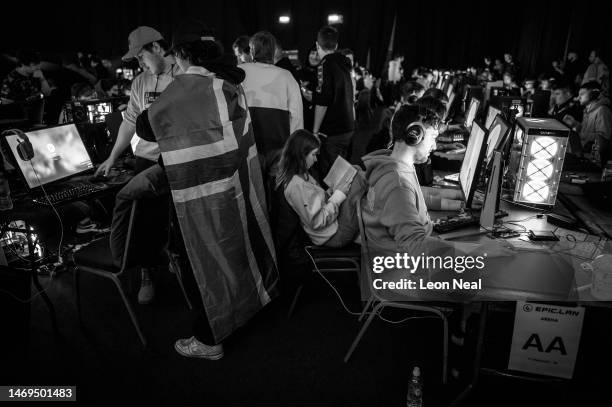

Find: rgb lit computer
86;102;112;124
5;124;94;188
460;121;489;208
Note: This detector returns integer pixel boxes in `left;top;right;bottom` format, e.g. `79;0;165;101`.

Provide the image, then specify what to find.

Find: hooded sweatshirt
578;97;612;147
361;149;453;256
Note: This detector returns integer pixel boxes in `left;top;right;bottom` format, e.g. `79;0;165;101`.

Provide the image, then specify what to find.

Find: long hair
275;129;321;190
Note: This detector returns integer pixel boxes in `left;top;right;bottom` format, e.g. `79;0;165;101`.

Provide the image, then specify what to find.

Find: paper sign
508;301;584;379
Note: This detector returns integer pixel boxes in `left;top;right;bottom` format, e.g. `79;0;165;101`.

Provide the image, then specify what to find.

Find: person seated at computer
57;83;99;123
502;72;521;96
360;104;513;281
521;77;537;99
399;81;425;107
563;81;612;167
550;82;582;124
1;50;51;125
277;129;367;248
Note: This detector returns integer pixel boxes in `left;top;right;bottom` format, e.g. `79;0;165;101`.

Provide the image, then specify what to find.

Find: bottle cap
413;367;420;377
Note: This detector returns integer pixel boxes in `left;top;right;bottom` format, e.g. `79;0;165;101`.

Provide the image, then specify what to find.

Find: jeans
109;164;170;267
317;131;355;179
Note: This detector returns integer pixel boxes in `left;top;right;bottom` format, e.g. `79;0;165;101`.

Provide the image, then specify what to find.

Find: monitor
443;91;456;122
85;101;113;124
464;97;480;129
460;121;489;208
485;114;511;162
446;83;454;100
485;105;501;129
5;124;94;189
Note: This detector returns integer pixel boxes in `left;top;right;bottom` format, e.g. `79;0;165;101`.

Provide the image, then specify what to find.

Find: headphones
2;129;34;161
403;122;427;146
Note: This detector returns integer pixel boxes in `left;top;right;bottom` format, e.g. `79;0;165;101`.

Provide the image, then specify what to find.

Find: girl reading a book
276;129;366;247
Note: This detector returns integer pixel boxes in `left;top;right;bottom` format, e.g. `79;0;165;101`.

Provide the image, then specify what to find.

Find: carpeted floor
2;264;610;406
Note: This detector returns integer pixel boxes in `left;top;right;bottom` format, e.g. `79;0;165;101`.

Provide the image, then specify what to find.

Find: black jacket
312;52;355;134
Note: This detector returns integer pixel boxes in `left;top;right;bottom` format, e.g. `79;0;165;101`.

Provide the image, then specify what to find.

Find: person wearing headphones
563;81;612;167
360;104;513;258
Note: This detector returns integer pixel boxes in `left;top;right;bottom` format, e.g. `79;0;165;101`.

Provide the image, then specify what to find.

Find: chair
73;200;147;347
343;197;448;384
270;185;361;317
73;198;192;348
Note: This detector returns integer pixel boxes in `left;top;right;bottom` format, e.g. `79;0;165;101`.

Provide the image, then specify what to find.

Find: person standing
105;26;182;305
145;20;278;359
582;49;609;97
239;31;303;196
96;26;181;177
312;25;355;177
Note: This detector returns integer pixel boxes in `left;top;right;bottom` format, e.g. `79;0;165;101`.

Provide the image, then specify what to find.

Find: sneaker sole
174;342;224;360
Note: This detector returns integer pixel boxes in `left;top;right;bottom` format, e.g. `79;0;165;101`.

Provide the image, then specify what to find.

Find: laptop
5;123;96;191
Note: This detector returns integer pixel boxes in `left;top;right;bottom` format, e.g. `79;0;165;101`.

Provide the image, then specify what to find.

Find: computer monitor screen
86;102;112;124
464;97;480;128
446;83;454;99
443;91;456;122
485;114;511;162
5;124;94;189
460;121;489;208
485;105;501;129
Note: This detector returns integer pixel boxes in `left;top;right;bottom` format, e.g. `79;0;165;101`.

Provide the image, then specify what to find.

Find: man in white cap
104;26;182;305
96;26;181;176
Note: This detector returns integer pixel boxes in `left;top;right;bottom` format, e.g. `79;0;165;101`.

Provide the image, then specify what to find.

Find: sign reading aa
508;301;584;379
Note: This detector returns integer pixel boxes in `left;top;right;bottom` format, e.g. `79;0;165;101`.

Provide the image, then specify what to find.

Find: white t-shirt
124;64;181;161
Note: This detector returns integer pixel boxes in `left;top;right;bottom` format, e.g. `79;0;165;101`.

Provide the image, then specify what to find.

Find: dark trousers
317;131;354;180
109;164;170;267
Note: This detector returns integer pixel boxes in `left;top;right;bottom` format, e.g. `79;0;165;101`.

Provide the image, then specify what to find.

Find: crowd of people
1;21;610;363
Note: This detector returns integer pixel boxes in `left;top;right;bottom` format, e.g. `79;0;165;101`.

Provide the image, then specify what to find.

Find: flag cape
148;67;279;342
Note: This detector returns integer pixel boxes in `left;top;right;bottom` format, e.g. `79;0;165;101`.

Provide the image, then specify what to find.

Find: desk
0;173;133;334
424;183;612;405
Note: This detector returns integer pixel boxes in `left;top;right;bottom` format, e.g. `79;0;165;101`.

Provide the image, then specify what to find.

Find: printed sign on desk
508;301;584;379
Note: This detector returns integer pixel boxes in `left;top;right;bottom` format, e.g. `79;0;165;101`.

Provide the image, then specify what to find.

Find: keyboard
32;182;107;206
433;210;508;234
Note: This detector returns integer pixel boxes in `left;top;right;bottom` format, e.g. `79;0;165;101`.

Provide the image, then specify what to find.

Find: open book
324;156;357;190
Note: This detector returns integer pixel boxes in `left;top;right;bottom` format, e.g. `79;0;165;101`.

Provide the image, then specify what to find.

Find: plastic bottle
0;172;13;211
406;366;423;407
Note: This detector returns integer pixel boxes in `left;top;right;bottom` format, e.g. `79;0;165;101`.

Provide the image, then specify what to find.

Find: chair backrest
120;196;171;271
120;200;140;271
270;184;309;264
356;193;381;300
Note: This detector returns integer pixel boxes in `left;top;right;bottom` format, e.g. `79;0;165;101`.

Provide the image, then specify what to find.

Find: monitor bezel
3;123;94;189
460;120;489;208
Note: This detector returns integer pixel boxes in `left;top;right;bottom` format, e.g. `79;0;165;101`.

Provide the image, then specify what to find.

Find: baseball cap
122;26;164;61
165;20;215;57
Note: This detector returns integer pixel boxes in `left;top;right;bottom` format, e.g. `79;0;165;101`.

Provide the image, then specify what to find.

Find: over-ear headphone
2;129;34;161
403;122;426;146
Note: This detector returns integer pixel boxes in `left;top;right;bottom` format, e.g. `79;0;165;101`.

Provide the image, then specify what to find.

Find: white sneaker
174;336;224;360
137;269;155;304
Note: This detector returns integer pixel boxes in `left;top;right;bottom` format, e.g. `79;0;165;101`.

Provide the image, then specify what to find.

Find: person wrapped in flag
138;20;279;359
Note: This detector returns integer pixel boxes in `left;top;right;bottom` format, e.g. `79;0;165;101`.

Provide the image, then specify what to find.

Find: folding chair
344;197;448;384
73;200;147;347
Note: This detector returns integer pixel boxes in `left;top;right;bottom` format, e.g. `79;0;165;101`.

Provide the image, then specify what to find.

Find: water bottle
407;366;423;407
0;172;13;211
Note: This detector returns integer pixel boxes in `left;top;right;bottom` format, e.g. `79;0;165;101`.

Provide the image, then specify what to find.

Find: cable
305;248;362;316
30;161;64;265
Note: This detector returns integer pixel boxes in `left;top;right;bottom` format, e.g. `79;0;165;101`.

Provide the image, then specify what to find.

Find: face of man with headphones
578;86;601;106
396;121;439;164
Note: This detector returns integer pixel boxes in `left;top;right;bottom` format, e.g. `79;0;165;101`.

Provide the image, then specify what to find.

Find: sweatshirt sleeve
380;185;456;256
285;180;346;231
287;72;304;133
